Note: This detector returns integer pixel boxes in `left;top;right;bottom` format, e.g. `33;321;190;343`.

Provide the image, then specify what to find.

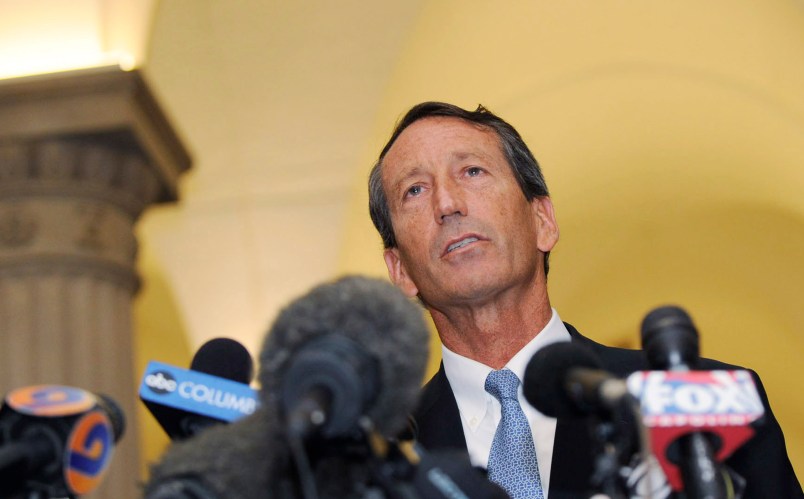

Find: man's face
381;117;558;308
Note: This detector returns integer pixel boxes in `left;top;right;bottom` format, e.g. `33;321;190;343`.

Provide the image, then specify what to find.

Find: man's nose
433;179;467;223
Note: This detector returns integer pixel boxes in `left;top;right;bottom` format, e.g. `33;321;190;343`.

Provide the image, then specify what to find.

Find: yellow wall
339;0;804;479
134;241;193;475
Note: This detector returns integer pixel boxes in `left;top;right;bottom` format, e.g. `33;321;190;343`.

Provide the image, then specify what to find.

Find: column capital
0;66;191;203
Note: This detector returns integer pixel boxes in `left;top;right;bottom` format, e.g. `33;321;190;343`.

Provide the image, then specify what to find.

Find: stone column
0;67;190;499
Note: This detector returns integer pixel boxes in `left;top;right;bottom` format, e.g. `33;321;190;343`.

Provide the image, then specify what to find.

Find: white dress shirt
441;308;571;498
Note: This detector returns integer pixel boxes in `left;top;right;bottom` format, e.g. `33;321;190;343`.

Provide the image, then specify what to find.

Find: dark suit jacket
410;323;802;498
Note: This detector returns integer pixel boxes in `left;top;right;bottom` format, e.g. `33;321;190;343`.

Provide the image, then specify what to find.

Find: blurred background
0;1;801;496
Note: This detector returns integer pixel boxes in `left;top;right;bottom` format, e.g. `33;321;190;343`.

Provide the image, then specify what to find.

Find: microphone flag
626;369;764;490
139;360;259;434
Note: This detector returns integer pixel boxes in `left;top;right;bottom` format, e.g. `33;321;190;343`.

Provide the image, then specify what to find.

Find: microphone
641;305;700;371
632;305;764;497
259;275;430;441
139;337;259;441
522;341;630;419
191;338;255;387
0;385;125;498
261;275;433;497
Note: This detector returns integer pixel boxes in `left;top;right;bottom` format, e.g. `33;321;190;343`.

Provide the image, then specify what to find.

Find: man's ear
383;248;419;298
532;196;559;252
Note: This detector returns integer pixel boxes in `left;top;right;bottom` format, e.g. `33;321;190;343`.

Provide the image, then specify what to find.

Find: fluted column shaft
0;67;190;499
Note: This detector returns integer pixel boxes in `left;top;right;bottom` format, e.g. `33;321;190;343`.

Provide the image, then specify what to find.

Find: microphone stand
590;419;626;499
588;394;658;499
288;432;321;499
288;422;410;499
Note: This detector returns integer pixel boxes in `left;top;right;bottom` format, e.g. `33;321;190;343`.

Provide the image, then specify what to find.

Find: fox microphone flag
626;369;765;491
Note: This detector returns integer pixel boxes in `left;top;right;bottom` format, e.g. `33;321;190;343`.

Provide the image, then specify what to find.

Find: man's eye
466;167;483;177
405;185;422;197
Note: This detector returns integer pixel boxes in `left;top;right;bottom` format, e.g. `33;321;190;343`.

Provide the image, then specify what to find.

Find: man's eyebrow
450;150;489;163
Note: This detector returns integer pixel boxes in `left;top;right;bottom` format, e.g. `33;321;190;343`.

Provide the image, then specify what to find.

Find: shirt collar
441;308;572;429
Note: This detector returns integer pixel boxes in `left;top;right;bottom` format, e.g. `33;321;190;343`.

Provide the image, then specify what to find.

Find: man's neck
427;285;553;369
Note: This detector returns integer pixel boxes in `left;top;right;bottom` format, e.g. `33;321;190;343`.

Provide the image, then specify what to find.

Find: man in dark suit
367;101;801;498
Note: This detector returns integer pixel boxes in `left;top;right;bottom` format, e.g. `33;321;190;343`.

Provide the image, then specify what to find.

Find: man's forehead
394;115;493;144
382;116;501;169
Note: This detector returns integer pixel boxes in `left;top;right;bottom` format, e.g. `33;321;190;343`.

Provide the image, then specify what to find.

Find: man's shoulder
564;321;646;376
417;365;451;414
564;321;746;374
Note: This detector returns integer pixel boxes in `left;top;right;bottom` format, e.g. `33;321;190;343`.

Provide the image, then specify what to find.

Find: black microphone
146;275;431;498
191;338;255;386
259;275;430;441
640;305;730;499
523;341;630;419
0;385;125;498
641;305;700;371
140;337;258;441
262;275;433;498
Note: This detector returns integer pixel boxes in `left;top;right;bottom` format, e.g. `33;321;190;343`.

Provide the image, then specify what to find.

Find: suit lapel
412;364;466;450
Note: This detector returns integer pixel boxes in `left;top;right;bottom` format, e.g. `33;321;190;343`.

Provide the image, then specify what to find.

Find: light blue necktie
485;368;545;499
